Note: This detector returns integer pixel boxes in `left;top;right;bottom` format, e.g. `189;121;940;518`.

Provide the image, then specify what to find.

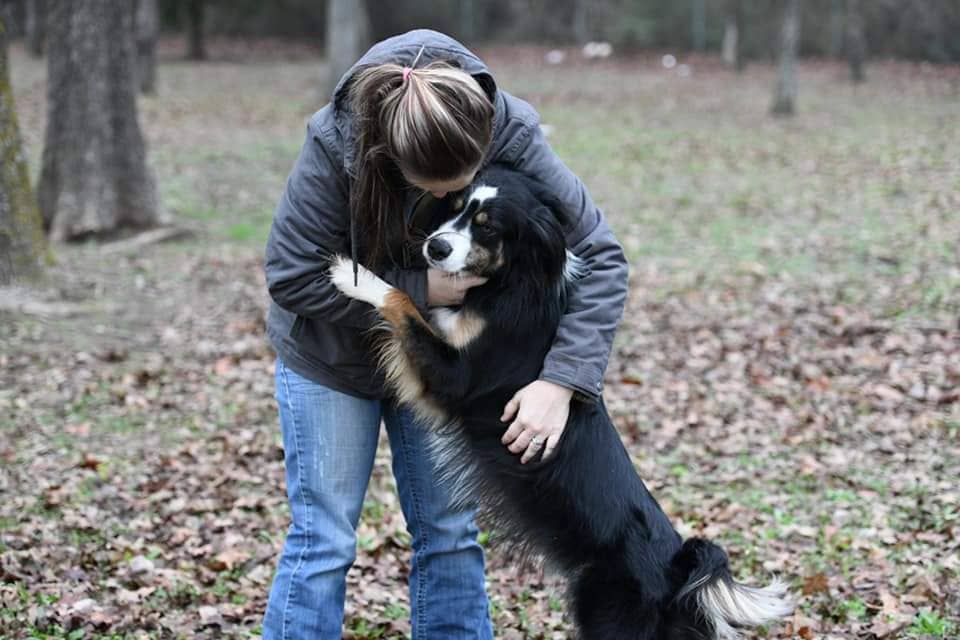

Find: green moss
0;20;46;283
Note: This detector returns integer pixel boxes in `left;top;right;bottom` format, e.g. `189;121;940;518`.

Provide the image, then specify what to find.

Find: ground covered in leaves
2;40;958;639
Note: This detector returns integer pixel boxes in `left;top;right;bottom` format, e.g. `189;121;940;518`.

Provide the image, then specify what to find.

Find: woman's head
349;59;495;266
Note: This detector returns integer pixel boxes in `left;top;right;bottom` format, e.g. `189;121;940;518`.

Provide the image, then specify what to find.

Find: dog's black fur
331;166;792;639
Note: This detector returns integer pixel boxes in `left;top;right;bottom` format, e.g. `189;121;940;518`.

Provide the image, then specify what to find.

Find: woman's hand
501;380;573;463
426;269;487;306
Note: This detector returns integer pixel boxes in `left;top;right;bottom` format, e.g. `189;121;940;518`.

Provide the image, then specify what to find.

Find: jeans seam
279;361;312;640
398;408;430;638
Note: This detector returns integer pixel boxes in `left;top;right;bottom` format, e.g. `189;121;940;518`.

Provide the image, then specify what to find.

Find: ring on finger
529;435;545;448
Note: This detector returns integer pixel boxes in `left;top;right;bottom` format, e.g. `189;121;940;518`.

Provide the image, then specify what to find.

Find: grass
519;61;959;320
909;610;957;638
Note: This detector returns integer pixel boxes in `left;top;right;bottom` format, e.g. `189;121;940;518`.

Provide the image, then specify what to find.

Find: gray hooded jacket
265;29;628;401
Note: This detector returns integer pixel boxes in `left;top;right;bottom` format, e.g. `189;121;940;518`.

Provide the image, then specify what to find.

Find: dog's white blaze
432;307;459;334
425;217;473;272
469;184;498;206
329;256;392;308
431;307;486;349
697;578;794;639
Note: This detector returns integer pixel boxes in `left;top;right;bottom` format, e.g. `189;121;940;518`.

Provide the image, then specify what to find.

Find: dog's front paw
329;255;393;308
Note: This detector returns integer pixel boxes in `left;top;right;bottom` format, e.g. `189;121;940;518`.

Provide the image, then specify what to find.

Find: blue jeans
262;359;494;640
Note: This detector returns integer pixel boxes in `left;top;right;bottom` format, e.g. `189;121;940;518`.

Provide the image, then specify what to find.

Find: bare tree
136;0;159;94
326;0;370;99
771;0;800;116
846;0;866;83
691;0;706;51
829;0;844;57
572;0;589;44
460;0;477;43
37;0;158;241
721;0;744;71
24;0;45;57
0;15;45;282
186;0;206;60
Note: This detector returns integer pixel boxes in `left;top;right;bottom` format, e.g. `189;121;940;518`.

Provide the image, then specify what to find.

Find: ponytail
348;61;493;269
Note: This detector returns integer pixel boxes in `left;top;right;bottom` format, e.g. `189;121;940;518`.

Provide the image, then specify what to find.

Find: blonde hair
348;61;494;268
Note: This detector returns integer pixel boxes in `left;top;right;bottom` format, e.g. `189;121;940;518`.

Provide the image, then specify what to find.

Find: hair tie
402;44;426;85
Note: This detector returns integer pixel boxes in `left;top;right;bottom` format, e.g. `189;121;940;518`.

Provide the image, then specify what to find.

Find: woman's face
403;170;477;199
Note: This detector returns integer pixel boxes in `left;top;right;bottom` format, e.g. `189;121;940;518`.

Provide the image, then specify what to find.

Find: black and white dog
330;167;793;639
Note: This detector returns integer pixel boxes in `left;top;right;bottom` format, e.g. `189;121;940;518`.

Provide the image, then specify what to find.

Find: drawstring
349;194;416;287
351;213;359;286
403;190;430;268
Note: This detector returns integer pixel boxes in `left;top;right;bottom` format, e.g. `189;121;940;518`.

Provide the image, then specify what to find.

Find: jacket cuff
382;269;429;314
540;354;603;402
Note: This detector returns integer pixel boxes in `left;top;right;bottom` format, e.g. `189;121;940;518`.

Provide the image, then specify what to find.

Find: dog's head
422;166;570;284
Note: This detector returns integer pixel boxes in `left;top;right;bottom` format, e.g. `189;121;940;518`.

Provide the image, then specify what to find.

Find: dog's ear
525;177;574;232
520;205;568;280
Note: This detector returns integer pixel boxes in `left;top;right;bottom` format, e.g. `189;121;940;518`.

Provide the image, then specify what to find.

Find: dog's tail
670;538;794;639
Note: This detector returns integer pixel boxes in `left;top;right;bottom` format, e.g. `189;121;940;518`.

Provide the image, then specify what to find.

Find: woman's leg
383;404;494;640
262;359;382;640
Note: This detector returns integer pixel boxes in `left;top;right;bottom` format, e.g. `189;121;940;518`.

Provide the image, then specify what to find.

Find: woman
262;29;628;639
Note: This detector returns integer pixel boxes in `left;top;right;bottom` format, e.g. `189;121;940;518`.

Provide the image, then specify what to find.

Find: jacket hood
330;29;504;176
332;29;497;109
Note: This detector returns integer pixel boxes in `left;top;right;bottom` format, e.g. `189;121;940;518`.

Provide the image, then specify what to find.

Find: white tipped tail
697;577;795;639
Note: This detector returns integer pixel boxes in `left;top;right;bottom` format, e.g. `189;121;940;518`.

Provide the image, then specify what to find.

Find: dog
330;166;793;639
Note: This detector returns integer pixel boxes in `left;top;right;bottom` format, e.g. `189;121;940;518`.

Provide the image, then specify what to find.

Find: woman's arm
495;94;629;461
503;101;630;400
265;107;430;327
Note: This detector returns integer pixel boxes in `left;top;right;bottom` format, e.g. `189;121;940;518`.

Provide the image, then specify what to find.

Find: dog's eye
473;212;489;227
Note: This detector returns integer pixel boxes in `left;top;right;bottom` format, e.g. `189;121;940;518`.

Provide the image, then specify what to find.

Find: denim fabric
262;359;493;639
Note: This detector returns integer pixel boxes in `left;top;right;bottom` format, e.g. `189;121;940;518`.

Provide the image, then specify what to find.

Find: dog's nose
427;238;452;261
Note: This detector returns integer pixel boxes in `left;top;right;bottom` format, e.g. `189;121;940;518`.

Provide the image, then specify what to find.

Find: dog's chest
430;307;487;349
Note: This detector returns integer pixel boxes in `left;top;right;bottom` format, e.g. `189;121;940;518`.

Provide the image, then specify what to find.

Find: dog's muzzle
426;238;453;261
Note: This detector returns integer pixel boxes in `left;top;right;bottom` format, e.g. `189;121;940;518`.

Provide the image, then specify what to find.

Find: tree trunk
829;0;844;57
0;15;45;283
326;0;370;99
136;0;159;94
136;0;160;94
460;0;476;43
771;0;800;116
721;15;737;67
691;0;706;52
721;0;743;70
573;0;589;44
186;0;206;61
37;0;158;242
25;0;46;57
846;0;866;83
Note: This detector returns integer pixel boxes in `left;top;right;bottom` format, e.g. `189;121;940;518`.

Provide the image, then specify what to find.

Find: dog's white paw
329;255;393;308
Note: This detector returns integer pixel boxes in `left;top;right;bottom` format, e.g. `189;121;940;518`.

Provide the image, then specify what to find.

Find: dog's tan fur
432;307;487;350
374;289;448;428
